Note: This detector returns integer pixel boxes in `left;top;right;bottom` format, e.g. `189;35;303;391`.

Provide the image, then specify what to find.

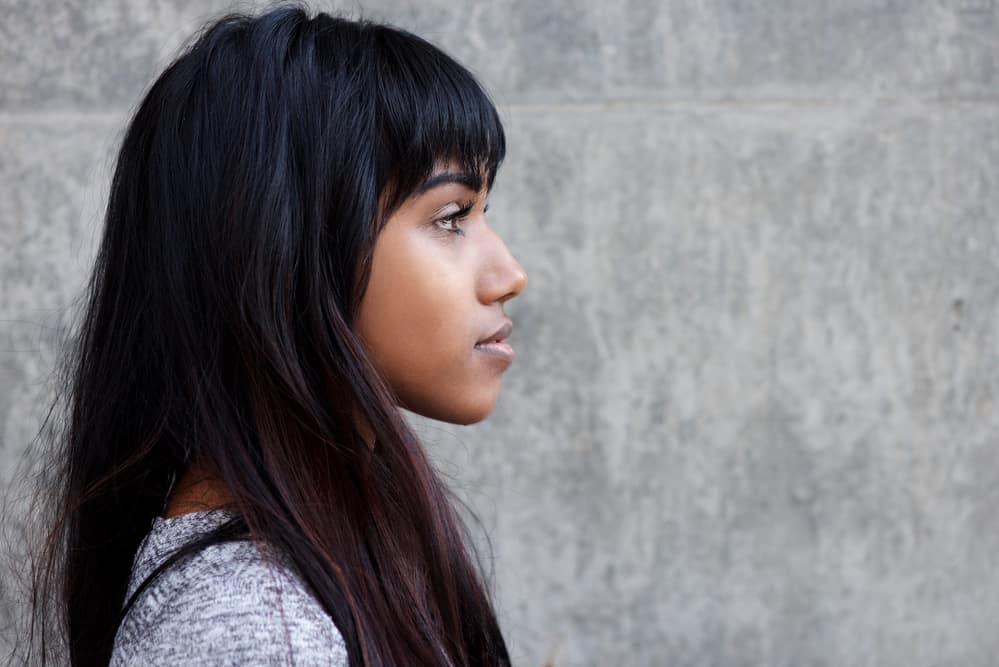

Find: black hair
21;6;510;666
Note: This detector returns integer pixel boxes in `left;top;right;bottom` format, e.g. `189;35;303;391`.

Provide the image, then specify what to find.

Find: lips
476;320;513;346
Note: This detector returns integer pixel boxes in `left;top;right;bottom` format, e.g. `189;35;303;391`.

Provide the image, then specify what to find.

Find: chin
406;392;499;425
434;402;496;425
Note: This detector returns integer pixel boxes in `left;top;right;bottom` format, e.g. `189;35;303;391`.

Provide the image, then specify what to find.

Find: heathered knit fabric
110;509;349;666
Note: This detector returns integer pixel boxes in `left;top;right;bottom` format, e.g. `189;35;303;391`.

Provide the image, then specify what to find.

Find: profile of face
357;162;528;425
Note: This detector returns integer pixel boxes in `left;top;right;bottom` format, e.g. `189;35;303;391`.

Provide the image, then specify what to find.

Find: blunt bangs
371;25;506;217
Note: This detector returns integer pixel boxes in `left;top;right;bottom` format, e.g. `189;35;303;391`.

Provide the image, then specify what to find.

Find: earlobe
351;403;377;449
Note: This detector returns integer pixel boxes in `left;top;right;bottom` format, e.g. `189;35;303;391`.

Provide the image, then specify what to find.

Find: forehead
379;159;491;222
416;159;491;194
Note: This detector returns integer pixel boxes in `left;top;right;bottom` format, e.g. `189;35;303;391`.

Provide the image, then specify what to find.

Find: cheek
363;246;463;368
357;233;499;422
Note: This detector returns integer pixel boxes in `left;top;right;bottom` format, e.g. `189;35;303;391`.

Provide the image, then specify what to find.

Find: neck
162;413;376;518
161;458;235;518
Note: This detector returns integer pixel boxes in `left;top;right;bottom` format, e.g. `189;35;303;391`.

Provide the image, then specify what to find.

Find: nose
479;227;528;305
500;255;528;304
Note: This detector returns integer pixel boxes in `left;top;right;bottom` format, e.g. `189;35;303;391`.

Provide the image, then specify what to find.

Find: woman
28;6;527;666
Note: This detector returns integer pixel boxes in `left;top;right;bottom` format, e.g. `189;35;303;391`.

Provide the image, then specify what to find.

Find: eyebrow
415;171;484;195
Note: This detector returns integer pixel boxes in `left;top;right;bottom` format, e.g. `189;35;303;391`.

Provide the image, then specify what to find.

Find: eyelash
435;201;488;237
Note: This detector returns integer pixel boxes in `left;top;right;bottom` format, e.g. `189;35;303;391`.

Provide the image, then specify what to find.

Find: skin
356;162;528;425
164;162;527;517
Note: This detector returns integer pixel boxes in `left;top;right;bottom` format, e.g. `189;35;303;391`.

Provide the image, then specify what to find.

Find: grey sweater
110;509;349;666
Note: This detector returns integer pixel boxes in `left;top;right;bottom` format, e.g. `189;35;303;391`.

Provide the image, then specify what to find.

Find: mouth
476;320;513;346
474;320;515;362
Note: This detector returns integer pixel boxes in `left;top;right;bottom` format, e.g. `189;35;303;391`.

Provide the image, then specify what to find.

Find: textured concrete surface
3;1;999;666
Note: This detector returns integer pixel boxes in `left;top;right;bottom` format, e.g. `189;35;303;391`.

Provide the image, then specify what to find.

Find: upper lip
476;320;513;345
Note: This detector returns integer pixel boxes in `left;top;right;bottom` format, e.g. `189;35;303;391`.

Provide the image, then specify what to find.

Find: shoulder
111;515;348;666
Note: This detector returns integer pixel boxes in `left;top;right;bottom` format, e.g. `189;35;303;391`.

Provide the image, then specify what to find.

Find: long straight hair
26;7;510;666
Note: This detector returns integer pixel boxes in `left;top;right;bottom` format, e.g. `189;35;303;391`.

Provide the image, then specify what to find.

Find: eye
434;201;474;237
435;214;465;236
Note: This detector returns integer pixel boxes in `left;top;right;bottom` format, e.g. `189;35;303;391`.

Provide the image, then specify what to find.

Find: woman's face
356;163;528;425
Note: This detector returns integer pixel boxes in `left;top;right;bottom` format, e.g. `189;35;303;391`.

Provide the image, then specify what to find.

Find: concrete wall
3;1;999;665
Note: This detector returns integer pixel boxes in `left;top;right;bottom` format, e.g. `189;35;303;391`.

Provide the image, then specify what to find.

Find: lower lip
474;341;514;362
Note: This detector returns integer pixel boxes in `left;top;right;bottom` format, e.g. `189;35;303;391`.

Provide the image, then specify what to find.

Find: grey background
3;1;999;665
